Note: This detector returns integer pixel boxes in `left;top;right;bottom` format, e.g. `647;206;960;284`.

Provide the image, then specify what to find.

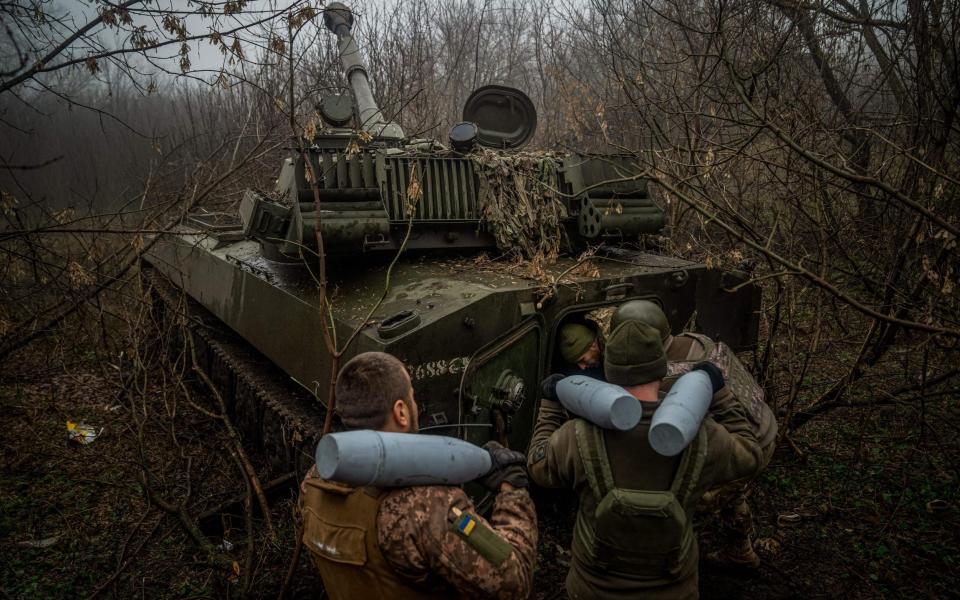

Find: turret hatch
462;85;537;149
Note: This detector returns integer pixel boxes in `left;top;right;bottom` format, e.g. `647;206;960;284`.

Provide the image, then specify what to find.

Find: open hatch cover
462;85;537;149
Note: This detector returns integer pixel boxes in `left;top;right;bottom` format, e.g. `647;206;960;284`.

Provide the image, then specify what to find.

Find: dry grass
0;332;321;599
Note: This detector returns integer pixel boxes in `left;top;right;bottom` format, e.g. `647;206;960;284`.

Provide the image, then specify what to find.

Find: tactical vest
573;419;707;578
301;477;449;600
665;333;777;447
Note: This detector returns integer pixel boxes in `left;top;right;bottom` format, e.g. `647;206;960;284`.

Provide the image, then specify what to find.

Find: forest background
1;0;957;597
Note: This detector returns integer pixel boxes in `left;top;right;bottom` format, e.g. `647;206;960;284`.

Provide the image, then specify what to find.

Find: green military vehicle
143;2;760;478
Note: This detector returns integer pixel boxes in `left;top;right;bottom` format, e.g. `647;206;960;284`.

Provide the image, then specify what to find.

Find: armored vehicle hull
144;228;759;476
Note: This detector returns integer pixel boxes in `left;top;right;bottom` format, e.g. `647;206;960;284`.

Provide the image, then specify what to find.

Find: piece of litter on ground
776;512;802;527
18;535;60;548
67;420;102;445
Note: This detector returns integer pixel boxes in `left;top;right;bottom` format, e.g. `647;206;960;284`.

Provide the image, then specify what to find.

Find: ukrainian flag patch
449;506;511;566
457;514;477;536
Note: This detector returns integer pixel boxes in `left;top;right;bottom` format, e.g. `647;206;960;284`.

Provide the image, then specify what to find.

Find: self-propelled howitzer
142;2;761;482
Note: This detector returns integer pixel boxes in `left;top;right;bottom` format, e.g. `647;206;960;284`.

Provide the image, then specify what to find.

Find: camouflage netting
470;149;567;262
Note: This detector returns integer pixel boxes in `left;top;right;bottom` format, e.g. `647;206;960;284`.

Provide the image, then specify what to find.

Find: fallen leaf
18;535;60;548
755;537;781;557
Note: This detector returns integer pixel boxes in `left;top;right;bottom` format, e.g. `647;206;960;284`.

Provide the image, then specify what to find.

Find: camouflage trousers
695;440;776;560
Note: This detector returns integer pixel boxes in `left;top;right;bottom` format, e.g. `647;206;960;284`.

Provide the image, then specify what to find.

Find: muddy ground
1;346;958;599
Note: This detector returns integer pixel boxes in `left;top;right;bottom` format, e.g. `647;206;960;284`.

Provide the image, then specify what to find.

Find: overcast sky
48;0;292;78
44;0;403;80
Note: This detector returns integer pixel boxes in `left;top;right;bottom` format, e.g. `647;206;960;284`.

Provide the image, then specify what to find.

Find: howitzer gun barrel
323;3;404;140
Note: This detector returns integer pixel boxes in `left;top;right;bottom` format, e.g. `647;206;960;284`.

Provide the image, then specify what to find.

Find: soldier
612;300;778;567
299;351;537;599
557;321;604;379
528;321;764;599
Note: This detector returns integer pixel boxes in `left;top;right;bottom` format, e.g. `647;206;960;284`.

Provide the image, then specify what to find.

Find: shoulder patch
448;507;512;566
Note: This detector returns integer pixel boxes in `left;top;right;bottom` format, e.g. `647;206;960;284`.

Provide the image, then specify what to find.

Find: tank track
145;266;324;477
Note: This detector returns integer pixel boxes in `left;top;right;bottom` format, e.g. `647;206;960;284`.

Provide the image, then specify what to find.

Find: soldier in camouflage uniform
299;351;537;599
527;321;765;599
611;300;778;567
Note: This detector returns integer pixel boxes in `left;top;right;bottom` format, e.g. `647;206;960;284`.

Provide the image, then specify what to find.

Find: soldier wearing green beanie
527;321;765;600
557;322;604;378
602;320;667;385
613;300;778;569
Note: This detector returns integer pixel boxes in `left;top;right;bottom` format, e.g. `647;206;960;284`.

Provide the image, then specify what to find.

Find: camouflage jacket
665;333;778;448
378;485;537;599
300;469;538;600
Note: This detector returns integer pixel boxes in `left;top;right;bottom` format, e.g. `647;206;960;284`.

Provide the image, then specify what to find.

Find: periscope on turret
141;1;762;484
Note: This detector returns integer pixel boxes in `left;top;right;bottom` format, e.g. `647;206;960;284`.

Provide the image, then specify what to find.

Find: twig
0;136;280;362
86;514;164;600
227;449;256;592
277;528;304;600
652;176;960;337
138;472;229;568
196;472;296;522
186;335;276;539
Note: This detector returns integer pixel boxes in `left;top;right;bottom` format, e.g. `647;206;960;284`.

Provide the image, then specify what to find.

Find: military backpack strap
575;419;615;501
669;426;708;505
664;333;719;387
703;336;717;355
362;486;387;500
676;331;717;363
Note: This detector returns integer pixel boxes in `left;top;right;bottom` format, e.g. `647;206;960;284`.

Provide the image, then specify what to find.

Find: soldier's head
604;321;667;400
335;351;419;433
611;300;673;351
559;323;602;370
